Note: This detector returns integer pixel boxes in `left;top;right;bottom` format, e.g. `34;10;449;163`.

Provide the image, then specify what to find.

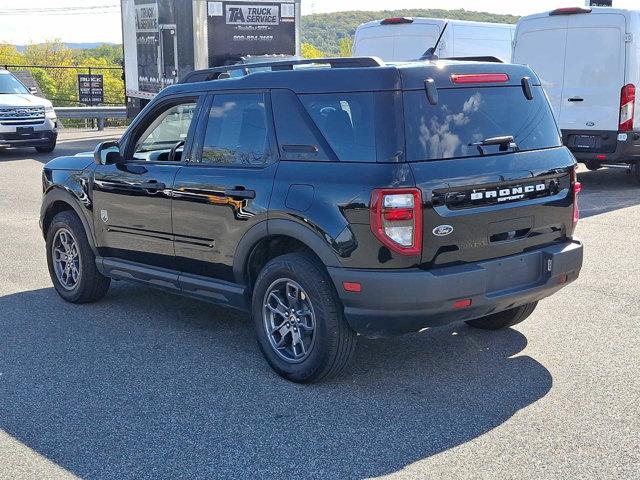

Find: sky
0;0;638;45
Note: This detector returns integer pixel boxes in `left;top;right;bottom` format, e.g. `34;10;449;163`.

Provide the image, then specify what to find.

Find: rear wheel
465;302;538;330
252;252;357;383
46;211;110;303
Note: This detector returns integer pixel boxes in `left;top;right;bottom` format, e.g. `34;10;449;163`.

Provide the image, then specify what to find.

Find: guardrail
55;106;127;130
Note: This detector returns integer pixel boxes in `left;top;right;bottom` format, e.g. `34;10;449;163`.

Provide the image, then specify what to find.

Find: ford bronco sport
40;57;583;382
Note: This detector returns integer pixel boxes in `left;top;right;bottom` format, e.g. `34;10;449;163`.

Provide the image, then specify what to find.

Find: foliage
338;37;353;57
0;39;124;107
301;42;327;59
302;8;519;55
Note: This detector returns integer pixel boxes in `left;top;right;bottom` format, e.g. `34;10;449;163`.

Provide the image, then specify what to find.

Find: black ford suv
40;57;583;382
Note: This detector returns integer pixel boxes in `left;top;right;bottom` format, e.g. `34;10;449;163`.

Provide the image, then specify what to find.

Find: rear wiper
469;135;519;155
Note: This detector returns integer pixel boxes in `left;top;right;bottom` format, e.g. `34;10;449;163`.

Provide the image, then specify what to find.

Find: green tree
301;42;326;59
338;36;353;57
29;68;57;99
0;44;24;66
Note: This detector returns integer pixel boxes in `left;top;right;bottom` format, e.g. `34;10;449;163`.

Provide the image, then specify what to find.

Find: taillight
370;188;422;256
571;168;581;226
549;7;592;16
451;73;509;84
619;84;635;132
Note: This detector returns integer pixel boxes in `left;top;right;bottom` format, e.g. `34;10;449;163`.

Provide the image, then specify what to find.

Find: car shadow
578;167;640;218
0;285;552;479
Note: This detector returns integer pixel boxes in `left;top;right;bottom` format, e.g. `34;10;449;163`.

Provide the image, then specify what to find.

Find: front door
92;97;200;269
172;92;278;282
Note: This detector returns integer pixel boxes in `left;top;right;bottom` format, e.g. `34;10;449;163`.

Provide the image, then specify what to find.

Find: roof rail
179;57;385;84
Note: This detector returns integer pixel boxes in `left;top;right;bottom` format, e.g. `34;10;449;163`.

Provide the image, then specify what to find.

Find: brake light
381;17;413;25
549;7;592;16
571;168;581;226
619;84;635;132
370;188;422;256
451;73;509;84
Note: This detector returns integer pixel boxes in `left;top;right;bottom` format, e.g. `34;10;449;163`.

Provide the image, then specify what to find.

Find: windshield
404;85;562;161
0;72;30;95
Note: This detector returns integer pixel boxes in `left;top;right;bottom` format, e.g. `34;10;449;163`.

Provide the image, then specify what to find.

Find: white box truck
352;17;515;62
513;6;640;177
121;0;301;117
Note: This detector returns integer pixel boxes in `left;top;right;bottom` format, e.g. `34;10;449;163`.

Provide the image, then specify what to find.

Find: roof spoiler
549;7;592;16
180;57;385;84
442;56;505;63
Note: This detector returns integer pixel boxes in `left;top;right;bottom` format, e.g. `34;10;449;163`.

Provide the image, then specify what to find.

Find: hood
44;153;94;171
0;94;52;108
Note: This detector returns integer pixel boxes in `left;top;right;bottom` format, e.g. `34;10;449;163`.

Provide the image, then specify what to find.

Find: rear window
299;91;404;162
404;85;561;161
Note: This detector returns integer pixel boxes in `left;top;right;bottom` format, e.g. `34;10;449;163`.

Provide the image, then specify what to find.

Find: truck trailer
121;0;301;117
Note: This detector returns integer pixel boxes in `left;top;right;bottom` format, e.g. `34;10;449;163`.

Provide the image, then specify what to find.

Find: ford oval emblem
586;121;595;127
433;225;454;236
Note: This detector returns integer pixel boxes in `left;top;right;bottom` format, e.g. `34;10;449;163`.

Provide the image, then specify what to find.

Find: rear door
171;91;277;283
354;21;441;61
560;13;627;132
451;24;514;62
513;15;569;120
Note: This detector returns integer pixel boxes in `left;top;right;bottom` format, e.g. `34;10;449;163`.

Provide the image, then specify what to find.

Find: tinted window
272;89;332;161
200;93;268;166
404;86;561;161
299;92;404;162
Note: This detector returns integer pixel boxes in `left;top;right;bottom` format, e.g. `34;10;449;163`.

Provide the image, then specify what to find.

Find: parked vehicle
513;6;640;180
0;69;58;153
353;17;515;62
40;57;583;382
121;0;301;117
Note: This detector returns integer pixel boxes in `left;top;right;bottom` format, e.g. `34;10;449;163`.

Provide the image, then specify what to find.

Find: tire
632;162;640;185
251;252;357;383
584;161;600;171
35;139;56;153
465;302;538;331
46;210;110;303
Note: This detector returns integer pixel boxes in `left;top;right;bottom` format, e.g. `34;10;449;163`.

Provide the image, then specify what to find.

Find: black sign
207;1;296;66
588;0;612;6
78;74;104;105
135;1;162;93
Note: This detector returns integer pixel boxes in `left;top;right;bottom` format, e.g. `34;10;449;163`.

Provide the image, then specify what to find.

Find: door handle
224;188;256;199
140;180;166;192
568;97;584;102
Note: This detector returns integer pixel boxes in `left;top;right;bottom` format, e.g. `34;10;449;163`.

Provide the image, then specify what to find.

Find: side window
133;101;197;162
199;93;270;166
272;89;332;161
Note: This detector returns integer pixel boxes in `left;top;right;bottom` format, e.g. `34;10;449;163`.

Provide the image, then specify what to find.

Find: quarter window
200;93;269;166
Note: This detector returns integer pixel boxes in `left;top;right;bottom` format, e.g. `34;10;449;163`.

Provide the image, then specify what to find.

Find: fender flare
232;218;342;285
40;187;98;254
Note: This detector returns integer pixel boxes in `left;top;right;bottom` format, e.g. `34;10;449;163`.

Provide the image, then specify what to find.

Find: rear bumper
564;129;640;164
328;240;583;337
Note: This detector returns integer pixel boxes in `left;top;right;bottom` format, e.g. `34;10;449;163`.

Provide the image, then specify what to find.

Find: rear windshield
404;85;561;161
299;91;404;162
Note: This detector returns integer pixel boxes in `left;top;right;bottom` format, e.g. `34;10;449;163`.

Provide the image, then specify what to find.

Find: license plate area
571;134;599;149
16;126;35;136
484;252;542;294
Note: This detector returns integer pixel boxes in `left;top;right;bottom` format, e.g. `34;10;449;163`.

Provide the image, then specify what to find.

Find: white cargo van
513;6;640;174
352;17;515;62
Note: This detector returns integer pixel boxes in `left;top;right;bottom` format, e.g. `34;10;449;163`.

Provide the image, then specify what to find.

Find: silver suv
0;69;57;153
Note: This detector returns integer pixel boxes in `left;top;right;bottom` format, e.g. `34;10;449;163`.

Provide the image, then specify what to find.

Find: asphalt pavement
0;129;638;479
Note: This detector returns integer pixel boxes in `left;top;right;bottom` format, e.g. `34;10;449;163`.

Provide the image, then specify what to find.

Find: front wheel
35;138;56;153
465;302;538;330
46;211;110;303
252;253;357;383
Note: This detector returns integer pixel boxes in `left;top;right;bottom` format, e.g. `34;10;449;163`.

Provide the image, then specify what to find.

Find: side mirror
94;140;121;165
28;86;38;95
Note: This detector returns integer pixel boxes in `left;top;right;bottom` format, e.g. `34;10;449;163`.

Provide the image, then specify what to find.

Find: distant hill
302;9;519;54
14;42;119;53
